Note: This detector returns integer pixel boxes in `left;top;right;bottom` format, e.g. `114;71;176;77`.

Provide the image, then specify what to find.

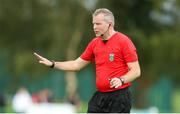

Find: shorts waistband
98;87;129;94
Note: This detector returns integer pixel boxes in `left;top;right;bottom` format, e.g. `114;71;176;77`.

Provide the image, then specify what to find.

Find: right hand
34;52;53;67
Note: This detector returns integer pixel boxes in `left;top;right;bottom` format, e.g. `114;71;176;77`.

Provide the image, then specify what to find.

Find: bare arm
34;52;90;71
54;57;90;71
110;61;141;88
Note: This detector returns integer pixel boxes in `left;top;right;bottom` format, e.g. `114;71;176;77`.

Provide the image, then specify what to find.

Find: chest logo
109;53;114;62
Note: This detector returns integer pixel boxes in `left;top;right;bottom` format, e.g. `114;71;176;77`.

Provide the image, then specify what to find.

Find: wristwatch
50;60;55;68
119;78;125;85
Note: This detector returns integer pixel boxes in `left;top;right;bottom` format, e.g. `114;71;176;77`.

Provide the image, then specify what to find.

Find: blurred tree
95;0;180;82
95;0;180;109
0;0;92;97
0;0;180;107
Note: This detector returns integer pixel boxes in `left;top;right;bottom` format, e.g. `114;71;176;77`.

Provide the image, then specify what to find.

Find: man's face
93;14;110;37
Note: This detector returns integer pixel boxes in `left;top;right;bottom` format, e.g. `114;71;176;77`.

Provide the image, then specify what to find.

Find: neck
102;29;116;40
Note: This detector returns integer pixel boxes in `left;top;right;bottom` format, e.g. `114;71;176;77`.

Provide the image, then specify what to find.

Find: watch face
122;78;124;82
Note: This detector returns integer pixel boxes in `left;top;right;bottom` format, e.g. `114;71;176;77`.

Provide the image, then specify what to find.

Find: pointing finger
34;52;44;60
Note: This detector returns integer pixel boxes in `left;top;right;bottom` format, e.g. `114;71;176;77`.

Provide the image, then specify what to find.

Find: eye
96;23;101;25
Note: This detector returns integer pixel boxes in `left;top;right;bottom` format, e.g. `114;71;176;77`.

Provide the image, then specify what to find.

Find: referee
34;8;141;113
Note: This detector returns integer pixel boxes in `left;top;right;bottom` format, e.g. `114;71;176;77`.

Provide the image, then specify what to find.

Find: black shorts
87;87;132;113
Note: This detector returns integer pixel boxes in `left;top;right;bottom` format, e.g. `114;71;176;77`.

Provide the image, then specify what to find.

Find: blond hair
93;8;115;26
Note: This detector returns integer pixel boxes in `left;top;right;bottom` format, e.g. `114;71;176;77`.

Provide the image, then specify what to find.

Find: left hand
110;77;122;88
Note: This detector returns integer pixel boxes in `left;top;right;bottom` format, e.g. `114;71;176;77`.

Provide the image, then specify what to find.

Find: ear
109;22;113;27
108;24;111;28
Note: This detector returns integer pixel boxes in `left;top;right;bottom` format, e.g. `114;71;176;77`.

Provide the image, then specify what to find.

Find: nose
93;24;97;30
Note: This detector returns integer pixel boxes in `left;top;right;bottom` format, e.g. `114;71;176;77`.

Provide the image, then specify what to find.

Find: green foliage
0;0;180;92
95;0;180;83
0;0;90;77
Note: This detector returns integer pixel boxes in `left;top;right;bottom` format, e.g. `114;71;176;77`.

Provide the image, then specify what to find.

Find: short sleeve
121;38;138;62
80;40;95;62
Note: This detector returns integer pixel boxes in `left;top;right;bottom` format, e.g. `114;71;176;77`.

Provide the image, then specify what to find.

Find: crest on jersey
109;53;114;62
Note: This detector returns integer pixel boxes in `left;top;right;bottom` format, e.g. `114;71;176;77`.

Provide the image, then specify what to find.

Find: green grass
76;102;88;113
